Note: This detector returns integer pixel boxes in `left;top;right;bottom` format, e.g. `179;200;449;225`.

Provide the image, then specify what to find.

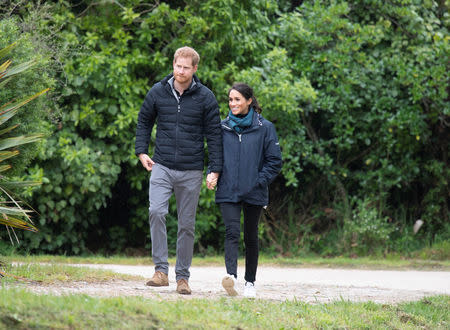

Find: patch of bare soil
11;279;437;304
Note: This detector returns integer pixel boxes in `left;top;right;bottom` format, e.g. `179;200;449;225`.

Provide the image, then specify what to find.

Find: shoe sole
146;281;169;287
222;277;238;296
177;289;191;295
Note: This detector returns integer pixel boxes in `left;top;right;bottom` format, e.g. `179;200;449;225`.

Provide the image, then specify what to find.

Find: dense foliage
2;0;448;256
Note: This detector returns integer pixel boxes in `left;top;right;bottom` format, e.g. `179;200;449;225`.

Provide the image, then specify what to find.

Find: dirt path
19;264;450;304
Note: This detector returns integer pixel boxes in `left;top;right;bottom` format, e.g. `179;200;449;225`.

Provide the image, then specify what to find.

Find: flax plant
0;42;48;242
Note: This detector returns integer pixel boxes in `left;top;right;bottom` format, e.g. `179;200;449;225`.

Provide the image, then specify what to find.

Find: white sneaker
222;275;238;296
243;282;256;298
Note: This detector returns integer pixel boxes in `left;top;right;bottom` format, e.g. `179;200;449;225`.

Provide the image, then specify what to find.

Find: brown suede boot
176;278;191;295
146;271;169;287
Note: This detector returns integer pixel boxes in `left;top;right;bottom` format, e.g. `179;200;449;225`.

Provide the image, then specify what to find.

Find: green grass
258;255;450;270
2;253;449;270
0;288;448;329
1;254;154;266
0;258;448;328
1;263;143;284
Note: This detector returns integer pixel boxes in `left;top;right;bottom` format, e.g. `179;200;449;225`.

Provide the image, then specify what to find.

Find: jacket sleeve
135;89;157;156
256;122;282;186
203;92;223;173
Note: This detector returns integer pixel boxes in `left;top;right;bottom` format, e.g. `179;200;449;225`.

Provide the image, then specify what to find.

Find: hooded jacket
135;74;223;172
215;111;282;206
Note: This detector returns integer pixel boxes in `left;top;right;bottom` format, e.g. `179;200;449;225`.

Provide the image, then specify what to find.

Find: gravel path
20;264;450;304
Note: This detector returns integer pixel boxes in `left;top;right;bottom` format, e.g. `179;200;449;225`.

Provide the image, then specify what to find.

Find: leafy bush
341;199;395;256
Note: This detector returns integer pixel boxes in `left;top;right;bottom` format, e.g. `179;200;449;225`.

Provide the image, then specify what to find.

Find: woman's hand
206;172;219;190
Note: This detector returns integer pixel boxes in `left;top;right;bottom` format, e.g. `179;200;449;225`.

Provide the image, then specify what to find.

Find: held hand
206;172;219;190
206;180;217;190
138;154;155;171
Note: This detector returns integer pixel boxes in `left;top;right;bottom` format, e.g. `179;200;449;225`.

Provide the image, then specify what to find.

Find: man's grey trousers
148;163;203;281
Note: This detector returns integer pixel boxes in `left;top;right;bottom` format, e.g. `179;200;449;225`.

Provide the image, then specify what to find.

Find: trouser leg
220;202;242;278
173;169;203;281
148;164;173;274
243;203;262;283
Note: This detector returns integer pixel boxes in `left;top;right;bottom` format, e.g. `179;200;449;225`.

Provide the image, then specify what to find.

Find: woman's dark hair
228;83;262;113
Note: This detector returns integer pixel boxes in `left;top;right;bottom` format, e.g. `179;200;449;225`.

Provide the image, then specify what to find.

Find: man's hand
138;154;155;171
206;172;219;190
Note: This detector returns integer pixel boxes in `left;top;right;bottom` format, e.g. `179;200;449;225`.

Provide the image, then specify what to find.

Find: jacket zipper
166;78;198;166
175;98;180;162
222;124;242;142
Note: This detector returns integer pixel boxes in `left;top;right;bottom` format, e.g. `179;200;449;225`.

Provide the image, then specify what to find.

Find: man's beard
174;74;189;84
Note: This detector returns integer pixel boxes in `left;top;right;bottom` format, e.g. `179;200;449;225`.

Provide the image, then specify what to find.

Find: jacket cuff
135;149;147;156
207;167;222;174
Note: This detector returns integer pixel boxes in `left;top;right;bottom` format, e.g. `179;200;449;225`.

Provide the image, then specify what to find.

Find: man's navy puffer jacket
135;74;223;173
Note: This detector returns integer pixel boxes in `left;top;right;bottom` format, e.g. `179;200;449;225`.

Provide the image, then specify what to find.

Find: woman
214;83;282;297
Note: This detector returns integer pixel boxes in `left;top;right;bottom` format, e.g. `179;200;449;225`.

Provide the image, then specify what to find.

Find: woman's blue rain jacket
215;111;282;206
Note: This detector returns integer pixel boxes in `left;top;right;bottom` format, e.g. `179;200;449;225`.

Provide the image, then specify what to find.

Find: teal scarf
228;108;254;133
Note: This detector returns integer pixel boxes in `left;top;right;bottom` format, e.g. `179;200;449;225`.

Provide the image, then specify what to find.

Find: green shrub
341;199;395;256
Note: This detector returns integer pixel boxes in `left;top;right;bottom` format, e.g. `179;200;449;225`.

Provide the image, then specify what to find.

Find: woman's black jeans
219;202;263;283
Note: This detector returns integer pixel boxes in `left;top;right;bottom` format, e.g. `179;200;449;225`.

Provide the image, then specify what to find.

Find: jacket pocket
251;180;267;203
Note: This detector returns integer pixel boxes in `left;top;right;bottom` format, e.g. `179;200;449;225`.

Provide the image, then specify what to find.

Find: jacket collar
223;111;263;131
162;73;200;90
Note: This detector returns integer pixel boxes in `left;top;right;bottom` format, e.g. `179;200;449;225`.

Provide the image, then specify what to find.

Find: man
135;46;222;295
